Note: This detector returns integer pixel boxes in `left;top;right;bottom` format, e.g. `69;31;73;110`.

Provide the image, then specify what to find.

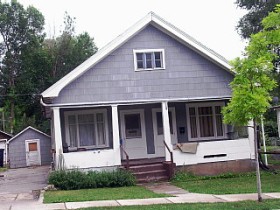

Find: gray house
0;130;12;166
8;126;52;168
41;12;255;177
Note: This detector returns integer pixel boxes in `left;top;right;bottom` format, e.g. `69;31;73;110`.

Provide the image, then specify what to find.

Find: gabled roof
7;126;50;144
42;12;232;99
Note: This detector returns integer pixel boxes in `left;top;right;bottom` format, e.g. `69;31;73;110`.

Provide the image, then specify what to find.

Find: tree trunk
253;119;262;202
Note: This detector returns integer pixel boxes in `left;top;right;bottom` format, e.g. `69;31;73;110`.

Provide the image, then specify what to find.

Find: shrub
48;170;87;190
48;169;136;190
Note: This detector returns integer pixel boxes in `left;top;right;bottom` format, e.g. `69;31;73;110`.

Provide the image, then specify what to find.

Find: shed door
25;139;41;166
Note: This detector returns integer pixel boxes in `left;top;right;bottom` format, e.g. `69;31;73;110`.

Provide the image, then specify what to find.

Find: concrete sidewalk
1;183;280;210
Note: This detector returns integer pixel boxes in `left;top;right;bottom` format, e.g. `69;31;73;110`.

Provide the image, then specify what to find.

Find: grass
44;186;168;203
262;146;280;165
80;199;280;210
172;170;280;194
0;167;7;172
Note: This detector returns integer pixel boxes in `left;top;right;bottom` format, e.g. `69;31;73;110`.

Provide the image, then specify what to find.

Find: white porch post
112;105;121;165
52;107;63;169
277;110;280;138
161;101;172;161
248;120;255;159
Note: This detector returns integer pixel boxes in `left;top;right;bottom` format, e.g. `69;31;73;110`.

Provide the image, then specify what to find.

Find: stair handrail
163;140;174;163
120;144;130;169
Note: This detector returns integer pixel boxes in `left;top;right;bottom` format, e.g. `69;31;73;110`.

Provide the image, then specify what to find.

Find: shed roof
7;126;50;144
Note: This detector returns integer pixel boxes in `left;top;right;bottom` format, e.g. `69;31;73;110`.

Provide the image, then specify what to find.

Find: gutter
40;96;231;109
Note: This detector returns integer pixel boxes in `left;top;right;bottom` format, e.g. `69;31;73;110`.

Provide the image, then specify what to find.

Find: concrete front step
129;163;165;173
128;162;169;183
133;169;167;180
137;175;169;183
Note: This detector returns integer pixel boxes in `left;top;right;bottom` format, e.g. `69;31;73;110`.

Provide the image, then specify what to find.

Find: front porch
50;100;254;172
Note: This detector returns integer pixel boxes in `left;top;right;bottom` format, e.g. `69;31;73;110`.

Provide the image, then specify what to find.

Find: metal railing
163;140;173;163
120;144;130;169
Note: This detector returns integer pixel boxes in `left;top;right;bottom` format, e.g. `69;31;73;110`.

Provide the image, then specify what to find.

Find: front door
152;108;177;157
120;110;147;159
25;139;41;166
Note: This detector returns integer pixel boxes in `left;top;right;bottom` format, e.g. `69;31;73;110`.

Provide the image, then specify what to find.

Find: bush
48;169;136;190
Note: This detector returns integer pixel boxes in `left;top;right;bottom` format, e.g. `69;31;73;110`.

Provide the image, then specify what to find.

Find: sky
18;0;248;61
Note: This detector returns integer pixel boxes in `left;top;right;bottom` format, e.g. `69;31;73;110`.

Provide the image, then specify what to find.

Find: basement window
133;49;165;71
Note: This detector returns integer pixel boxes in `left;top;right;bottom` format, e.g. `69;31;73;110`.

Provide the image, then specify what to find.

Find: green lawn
172;171;280;194
80;199;280;210
44;186;167;203
0;167;7;172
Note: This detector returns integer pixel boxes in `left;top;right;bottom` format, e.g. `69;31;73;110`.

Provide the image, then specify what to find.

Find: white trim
41;95;231;108
152;107;177;158
64;109;109;150
25;139;41;166
41;12;232;99
186;101;226;141
53;107;63;169
0;139;8;165
161;101;172;161
7;126;50;144
133;49;165;71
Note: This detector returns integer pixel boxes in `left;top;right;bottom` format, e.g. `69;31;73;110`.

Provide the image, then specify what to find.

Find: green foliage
48;169;136;190
222;5;280;126
235;0;280;39
0;3;97;134
0;0;45;134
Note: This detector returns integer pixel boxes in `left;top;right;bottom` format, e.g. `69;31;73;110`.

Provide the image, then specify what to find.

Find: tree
236;1;280;136
0;7;97;134
0;0;45;134
222;5;280;201
236;0;280;39
12;12;98;134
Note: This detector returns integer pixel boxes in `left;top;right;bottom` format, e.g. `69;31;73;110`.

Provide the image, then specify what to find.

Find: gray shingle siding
53;25;233;105
8;129;51;168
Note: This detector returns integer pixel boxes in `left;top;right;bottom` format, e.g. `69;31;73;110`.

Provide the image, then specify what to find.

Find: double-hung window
65;109;108;150
186;102;226;141
133;49;165;71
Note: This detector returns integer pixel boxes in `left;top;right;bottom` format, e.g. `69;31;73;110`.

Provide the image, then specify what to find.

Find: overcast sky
18;0;248;61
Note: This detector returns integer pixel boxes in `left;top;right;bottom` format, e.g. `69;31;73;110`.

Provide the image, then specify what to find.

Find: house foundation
178;159;255;176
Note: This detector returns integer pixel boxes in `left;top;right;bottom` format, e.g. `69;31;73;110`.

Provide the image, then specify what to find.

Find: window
124;113;142;138
186;102;226;141
156;111;174;135
65;110;108;149
133;49;165;71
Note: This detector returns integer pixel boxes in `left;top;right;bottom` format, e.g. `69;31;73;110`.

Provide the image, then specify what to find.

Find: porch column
248;120;255;159
52;107;63;169
111;105;121;165
161;101;172;161
277;110;280;138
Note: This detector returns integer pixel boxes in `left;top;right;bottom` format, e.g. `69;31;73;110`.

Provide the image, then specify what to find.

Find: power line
0;93;41;97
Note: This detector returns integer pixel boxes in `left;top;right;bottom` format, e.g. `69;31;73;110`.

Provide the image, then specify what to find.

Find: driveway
0;165;50;194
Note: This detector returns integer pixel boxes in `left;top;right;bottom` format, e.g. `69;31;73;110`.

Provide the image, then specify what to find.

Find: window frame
64;109;109;150
133;49;165;71
186;102;227;141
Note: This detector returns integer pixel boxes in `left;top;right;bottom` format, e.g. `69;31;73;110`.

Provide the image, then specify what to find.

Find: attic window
133;49;165;71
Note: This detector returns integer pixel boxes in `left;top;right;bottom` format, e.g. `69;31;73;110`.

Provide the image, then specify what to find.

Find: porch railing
163;140;174;163
120;144;130;169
